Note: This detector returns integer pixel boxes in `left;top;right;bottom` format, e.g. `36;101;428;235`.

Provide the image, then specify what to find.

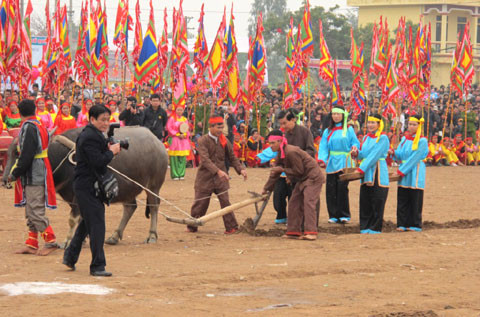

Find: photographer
119;96;143;126
63;105;121;277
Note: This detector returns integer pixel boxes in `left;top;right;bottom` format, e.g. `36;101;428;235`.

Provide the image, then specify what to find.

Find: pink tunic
37;111;53;130
77;112;88;127
167;116;191;156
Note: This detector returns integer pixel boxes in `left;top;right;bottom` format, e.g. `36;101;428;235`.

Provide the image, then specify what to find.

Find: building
347;0;480;88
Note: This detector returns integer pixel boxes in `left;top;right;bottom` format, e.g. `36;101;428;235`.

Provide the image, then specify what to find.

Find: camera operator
119;96;143;126
63;105;121;277
142;93;168;141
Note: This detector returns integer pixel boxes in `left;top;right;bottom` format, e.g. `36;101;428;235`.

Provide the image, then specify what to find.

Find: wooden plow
339;168;401;183
165;192;270;227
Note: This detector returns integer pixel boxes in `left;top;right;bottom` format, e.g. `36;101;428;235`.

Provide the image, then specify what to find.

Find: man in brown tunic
278;109;315;158
262;130;324;240
187;116;247;234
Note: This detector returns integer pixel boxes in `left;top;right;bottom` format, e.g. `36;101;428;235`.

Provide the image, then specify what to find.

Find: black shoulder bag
82;132;119;206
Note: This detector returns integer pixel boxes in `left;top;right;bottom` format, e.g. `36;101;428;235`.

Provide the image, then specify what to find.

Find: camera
107;123;129;150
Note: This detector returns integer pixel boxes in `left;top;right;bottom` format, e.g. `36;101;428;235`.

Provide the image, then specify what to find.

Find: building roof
347;0;478;7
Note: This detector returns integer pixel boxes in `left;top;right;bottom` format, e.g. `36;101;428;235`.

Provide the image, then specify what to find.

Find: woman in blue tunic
318;106;359;224
391;115;428;232
356;114;390;234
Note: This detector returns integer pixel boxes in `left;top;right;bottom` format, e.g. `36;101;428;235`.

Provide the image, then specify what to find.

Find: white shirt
208;132;218;143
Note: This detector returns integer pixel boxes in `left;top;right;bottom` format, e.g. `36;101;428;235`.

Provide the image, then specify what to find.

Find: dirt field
1;166;479;316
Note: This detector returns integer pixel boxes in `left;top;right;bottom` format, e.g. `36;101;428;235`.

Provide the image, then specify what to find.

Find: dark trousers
273;178;292;220
359;171;389;232
188;188;238;232
397;187;424;228
287;181;322;235
64;186;106;272
326;172;350;219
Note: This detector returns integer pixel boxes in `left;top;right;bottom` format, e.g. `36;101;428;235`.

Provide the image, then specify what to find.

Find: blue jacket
394;135;428;189
358;133;390;187
256;147;286;177
317;124;359;174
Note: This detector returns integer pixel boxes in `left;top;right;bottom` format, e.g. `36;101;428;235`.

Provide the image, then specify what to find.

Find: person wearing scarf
53;102;77;135
106;100;121;123
464;137;479;166
232;128;246;164
441;137;461;166
262;130;324;241
7;99;58;256
453;133;467;165
5;101;22;128
317;105;359;224
36;98;53;130
166;104;191;180
356;114;390;234
391;114;429;232
428;135;447;166
76;99;93;127
246;129;264;167
186;116;247;235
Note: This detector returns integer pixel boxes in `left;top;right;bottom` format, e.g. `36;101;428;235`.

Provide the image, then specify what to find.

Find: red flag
247;13;267;105
318;18;333;83
132;0;143;68
206;7;226;94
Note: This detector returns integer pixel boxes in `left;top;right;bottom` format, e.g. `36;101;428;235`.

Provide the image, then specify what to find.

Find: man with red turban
187;116;247;234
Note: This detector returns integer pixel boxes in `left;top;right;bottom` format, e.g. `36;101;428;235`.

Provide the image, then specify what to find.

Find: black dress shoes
62;259;76;271
90;270;112;277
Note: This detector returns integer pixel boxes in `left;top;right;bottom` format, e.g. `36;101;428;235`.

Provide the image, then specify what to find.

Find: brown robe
264;145;325;235
188;133;245;232
285;124;315;158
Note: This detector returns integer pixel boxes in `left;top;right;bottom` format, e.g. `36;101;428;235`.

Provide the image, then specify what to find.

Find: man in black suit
63;105;121;277
142;93;168;140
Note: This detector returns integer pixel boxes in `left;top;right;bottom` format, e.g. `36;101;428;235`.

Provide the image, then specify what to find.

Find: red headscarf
209;116;227;148
82;99;93;114
268;135;288;159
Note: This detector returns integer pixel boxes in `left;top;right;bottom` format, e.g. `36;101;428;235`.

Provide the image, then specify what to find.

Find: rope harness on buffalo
51;135;233;221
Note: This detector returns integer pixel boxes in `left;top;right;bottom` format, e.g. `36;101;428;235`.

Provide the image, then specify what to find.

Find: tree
248;2;355;87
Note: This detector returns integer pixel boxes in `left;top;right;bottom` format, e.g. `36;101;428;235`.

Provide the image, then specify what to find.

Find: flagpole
302;84;307;125
307;69;312;129
441;86;452;142
395;97;401;147
122;61;126;105
192;82;198;135
426;93;431;139
464;97;468;141
363;82;369;135
449;97;454;139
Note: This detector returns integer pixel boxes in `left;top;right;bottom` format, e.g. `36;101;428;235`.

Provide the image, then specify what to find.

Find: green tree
248;2;355;87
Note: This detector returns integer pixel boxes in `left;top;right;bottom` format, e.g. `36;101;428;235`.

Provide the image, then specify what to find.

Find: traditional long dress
76;111;89;127
393;134;428;231
428;141;446;165
465;142;479;165
5;110;21;128
246;136;263;167
36;110;54;130
317;123;359;223
166;115;191;179
54;113;77;135
357;133;390;233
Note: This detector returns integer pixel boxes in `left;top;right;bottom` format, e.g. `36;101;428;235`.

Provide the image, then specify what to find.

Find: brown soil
1;166;480;316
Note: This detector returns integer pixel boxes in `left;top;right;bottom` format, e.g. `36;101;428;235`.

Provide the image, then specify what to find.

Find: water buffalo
3;126;168;246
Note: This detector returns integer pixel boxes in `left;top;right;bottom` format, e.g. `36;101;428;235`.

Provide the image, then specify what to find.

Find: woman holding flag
355;114;390;234
317;105;359;224
391;115;429;232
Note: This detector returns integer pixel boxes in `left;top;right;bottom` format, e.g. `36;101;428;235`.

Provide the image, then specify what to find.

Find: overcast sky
30;0;349;52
